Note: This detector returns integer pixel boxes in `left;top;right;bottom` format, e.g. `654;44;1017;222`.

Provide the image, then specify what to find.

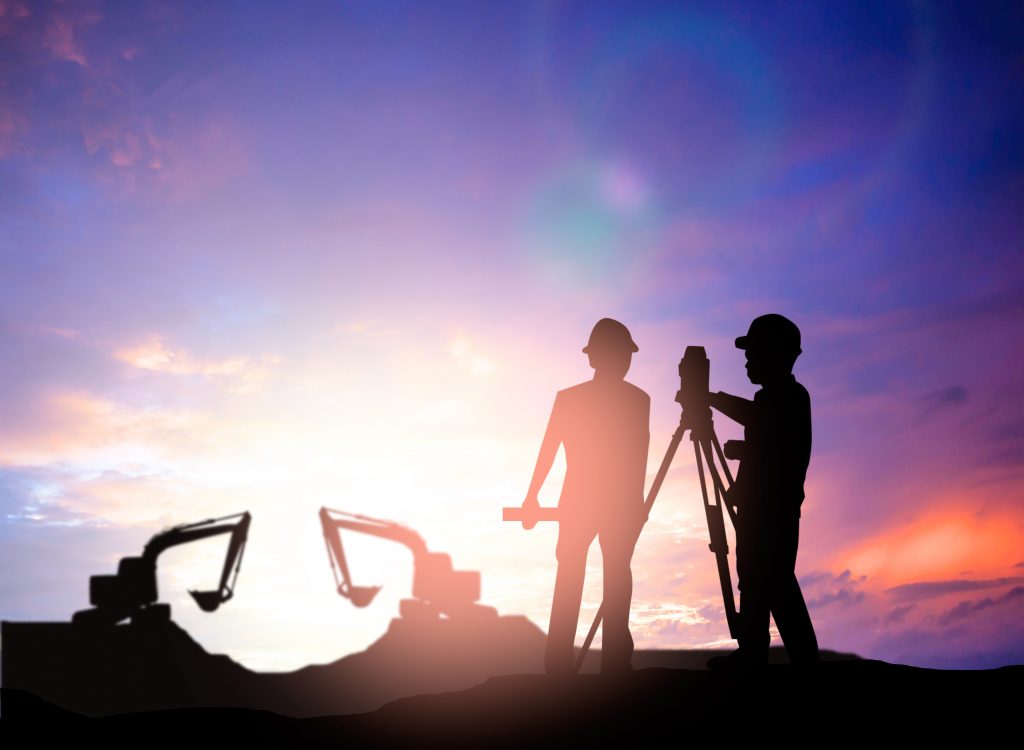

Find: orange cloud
114;335;281;397
839;502;1024;587
116;335;247;376
0;390;212;467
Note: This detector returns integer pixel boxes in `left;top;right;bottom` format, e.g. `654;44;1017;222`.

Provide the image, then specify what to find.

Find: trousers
735;513;819;664
545;518;638;674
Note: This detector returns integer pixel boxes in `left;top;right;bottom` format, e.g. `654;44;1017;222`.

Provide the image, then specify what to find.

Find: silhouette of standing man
708;314;820;667
522;318;650;675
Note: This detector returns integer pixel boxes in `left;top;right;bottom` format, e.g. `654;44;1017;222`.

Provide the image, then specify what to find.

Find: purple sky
1;1;1022;670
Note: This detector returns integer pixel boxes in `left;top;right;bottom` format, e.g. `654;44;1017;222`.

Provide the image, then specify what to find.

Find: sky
1;0;1022;671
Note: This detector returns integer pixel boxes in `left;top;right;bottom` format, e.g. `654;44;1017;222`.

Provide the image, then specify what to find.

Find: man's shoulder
756;378;809;404
557;381;592;399
622;380;650;405
554;381;592;410
557;380;650;405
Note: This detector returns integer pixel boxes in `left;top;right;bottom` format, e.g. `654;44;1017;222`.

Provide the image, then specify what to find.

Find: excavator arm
75;511;252;626
319;506;481;618
150;512;253;612
319;507;428;607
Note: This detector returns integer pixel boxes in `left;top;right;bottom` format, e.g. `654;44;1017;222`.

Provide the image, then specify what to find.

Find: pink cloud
81;117;163;170
41;3;102;66
0;0;31;37
77;113;249;200
38;325;81;340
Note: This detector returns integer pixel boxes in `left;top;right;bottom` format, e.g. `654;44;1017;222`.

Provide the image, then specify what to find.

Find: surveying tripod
504;346;740;673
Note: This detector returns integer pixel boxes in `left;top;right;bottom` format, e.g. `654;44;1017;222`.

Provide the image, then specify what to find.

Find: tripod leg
701;438;737;526
697;438;740;640
643;424;688;513
710;432;735;488
572;602;603;674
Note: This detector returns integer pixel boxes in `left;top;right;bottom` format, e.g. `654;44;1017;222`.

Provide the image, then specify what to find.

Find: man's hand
521;495;540;530
724;481;745;511
708;391;755;426
723;439;747;461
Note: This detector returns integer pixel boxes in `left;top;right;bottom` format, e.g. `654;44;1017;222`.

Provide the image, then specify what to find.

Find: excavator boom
74;511;252;626
319;506;482;619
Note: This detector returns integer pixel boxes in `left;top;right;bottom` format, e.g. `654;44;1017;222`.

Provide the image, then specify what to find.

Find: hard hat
583;318;639;354
735;314;802;355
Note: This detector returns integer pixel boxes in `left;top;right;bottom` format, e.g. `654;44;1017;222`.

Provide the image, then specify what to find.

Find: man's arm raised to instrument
708;390;755;426
522;394;564;529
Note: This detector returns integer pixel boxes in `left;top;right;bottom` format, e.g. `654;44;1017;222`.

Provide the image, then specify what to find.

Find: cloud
42;4;102;66
629;599;728;647
82;118;166;170
839;508;1024;586
114;335;278;394
938;586;1024;626
884;604;914;625
0;0;31;37
798;570;836;588
116;335;246;376
870;624;1024;670
35;325;81;340
0;389;216;467
802;569;868;610
887;576;1024;601
43;467;213;527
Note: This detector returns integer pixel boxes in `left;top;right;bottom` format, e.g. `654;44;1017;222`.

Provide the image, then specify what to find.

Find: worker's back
739;375;811;520
552;378;650;524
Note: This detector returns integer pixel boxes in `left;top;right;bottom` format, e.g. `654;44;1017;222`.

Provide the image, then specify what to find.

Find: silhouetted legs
546;521;636;675
598;527;635;673
546;525;591;674
736;515;819;665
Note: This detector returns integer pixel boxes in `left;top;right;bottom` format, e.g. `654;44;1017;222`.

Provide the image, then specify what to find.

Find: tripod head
676;346;714;439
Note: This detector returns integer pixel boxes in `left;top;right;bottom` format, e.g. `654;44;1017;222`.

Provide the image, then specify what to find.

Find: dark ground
2;616;1019;746
3;659;1020;747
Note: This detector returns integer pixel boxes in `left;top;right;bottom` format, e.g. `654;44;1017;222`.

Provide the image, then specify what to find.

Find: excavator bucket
190;589;228;612
343;584;382;608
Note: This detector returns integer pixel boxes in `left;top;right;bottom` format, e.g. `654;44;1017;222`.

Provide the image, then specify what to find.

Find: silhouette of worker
708;314;820;667
522;318;650;675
